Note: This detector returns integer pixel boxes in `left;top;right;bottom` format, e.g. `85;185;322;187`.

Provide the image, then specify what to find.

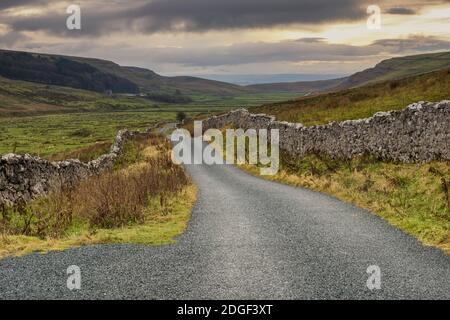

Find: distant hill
248;51;450;93
1;49;449;102
335;51;450;90
68;56;252;95
0;50;140;94
0;50;251;96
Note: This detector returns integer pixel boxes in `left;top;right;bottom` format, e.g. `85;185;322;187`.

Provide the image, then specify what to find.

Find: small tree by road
176;111;187;124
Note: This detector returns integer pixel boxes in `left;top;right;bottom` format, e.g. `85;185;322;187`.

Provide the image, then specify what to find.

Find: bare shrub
75;138;190;228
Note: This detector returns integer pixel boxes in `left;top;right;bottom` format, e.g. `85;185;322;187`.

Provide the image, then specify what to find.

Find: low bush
77;149;189;228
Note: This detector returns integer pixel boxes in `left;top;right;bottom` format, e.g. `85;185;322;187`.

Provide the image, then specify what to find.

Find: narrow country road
0;142;449;299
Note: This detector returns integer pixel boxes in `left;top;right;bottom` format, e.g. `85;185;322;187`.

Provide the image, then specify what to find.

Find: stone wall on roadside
0;127;154;206
202;100;450;163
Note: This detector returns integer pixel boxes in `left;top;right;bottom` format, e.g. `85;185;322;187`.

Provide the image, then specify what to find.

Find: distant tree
176;111;187;123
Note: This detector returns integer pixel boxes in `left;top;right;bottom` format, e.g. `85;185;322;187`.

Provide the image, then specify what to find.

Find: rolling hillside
0;49;251;96
67;56;250;95
335;51;450;90
248;51;450;93
0;76;159;116
1;49;450;98
251;67;450;125
0;50;139;94
0;75;303;117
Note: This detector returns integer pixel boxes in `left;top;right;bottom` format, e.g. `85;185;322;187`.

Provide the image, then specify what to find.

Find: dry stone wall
202;100;450;163
1;101;449;206
0;127;155;206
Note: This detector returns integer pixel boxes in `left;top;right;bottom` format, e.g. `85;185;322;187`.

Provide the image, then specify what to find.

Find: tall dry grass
75;148;190;228
0;135;191;238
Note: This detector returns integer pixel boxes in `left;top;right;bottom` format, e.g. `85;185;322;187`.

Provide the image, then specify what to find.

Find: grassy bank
253;68;450;125
0;135;197;259
239;153;450;254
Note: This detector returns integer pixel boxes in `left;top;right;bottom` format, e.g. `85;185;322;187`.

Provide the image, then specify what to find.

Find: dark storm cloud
385;7;417;15
130;0;367;33
5;0;370;36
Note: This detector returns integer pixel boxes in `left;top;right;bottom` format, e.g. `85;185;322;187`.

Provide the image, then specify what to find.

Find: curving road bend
0;142;449;299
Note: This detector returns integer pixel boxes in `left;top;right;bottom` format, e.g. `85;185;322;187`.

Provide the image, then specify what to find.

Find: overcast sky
0;0;449;77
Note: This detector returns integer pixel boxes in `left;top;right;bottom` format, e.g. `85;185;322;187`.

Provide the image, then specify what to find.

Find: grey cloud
372;36;450;53
385;7;417;15
6;0;369;36
6;5;129;37
140;36;450;67
0;30;29;46
131;0;367;33
295;38;327;43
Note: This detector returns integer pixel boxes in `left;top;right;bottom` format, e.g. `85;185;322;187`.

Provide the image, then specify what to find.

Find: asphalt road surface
0;142;449;299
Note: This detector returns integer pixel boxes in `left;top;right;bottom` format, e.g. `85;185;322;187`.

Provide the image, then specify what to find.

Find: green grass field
0;75;304;117
0;112;177;157
188;92;304;106
0;83;304;157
